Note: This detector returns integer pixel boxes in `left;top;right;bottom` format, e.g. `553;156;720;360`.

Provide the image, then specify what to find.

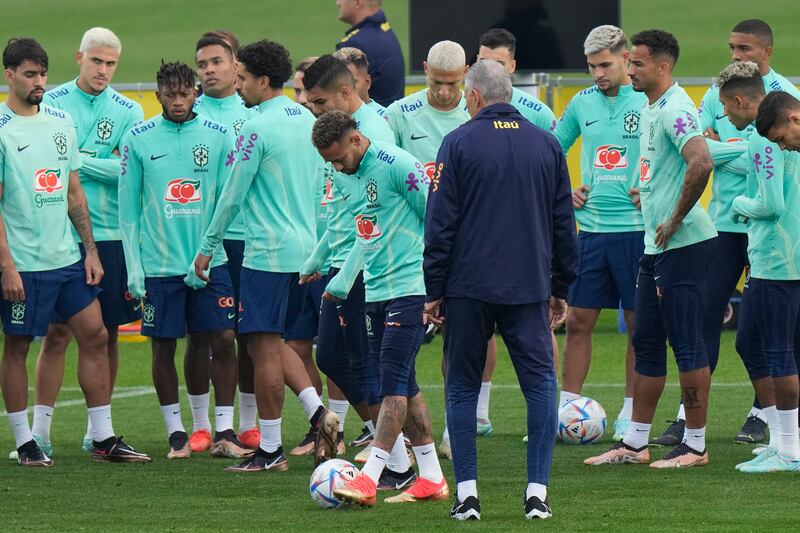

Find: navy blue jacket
424;103;578;305
336;10;405;107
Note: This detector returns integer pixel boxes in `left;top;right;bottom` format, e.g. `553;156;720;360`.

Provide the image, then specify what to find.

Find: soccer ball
558;397;607;444
309;459;359;509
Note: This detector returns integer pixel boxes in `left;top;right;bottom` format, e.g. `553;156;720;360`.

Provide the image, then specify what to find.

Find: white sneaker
438;439;452;460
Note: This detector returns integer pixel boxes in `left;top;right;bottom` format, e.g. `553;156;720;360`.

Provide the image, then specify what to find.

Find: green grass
0;311;793;531
1;0;799;85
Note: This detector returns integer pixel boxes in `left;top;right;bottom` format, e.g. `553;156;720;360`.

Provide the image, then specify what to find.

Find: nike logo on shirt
227;313;235;320
410;134;428;140
17;145;30;152
585;120;599;127
387;311;402;317
343;194;352;201
150;154;168;161
715;114;726;120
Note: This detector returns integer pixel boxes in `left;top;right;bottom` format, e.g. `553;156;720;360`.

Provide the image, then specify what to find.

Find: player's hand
1;266;25;301
628;187;641;209
194;253;212;282
322;291;341;303
127;272;146;300
549;297;567;330
424;298;445;326
572;185;590;209
654;218;680;250
299;272;321;285
703;127;720;141
84;249;104;286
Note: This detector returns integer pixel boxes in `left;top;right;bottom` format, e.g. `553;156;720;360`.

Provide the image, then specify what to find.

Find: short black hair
196;35;233;58
631;29;680;64
312;110;357;149
479;28;516;56
756;90;800;137
156;61;195;89
3;37;48;70
201;30;240;53
237;40;292;88
302;55;355;92
732;19;773;46
717;62;765;100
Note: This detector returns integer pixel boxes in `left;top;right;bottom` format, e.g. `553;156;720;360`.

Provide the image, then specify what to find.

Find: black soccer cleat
16;439;53;468
524;494;552;520
450;495;481;521
349;425;374;447
312;408;340;466
224;446;288;472
650;419;685;447
734;415;767;444
91;436;152;463
378;466;417;491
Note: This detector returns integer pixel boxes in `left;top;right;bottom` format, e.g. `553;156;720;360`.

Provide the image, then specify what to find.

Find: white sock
85;416;93;442
442;421;449;443
238;392;257;432
623;421;651;449
297;387;324;422
328;399;349;432
748;406;767;422
676;404;686;421
526;483;547;501
476;381;491;420
7;409;33;448
617;397;633;420
259;418;281;453
215;406;234;433
682;425;705;452
457;480;478;501
762;405;780;451
188;393;211;432
777;408;800;460
160;403;186;436
387;432;411;472
87;405;115;442
559;390;580;406
31;405;54;442
362;445;390;484
413;443;444;483
365;420;376;434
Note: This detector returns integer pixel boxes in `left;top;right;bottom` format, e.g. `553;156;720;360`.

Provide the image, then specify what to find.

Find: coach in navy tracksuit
424;61;577;521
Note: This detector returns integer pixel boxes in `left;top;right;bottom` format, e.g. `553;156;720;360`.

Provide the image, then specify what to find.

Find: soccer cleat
189;429;212;453
650;442;708;468
91;436;152;463
736;447;777;471
384;476;449;503
584;441;650;465
8;433;51;462
289;427;316;457
336;432;346;456
524;495;552;520
450;495;481;521
649;419;685;447
378;466;417;491
211;430;255;459
238;427;260;450
438;439;452;460
82;436;94;453
612;418;630;442
349;425;374;447
354;443;372;464
16;439;53;467
752;445;769;456
522;435;528;443
733;415;767;444
739;451;800;473
476;418;494;437
167;431;191;459
333;472;377;506
313;408;340;466
224;447;288;473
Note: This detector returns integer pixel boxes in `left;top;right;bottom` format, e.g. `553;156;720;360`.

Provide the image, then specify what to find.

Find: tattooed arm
67;170;103;286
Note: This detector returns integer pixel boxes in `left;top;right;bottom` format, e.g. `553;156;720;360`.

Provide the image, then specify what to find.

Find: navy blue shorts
568;231;644;310
0;261;100;337
238;269;307;336
746;277;800;378
284;275;327;341
141;266;235;339
81;241;141;328
735;276;771;381
366;295;425;398
632;238;716;377
223;239;244;327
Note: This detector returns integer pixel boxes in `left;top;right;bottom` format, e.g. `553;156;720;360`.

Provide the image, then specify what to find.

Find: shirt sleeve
392;156;428;222
664;106;703;153
552;99;580;153
325;238;365;299
384;105;404;147
79;154;121;185
550;144;579;299
0;140;5;184
732;139;785;220
67;119;83;173
698;86;717;132
117;134;145;284
705;138;747;167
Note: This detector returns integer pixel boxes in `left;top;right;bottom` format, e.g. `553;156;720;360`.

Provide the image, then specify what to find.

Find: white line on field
1;387;154;417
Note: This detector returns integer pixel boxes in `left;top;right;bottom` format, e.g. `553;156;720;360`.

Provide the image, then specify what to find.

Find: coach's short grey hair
79;27;122;54
427;40;466;71
465;60;512;105
583;25;627;56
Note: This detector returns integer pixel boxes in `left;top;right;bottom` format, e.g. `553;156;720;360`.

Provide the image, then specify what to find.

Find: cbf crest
193;144;209;167
53;132;67;156
366;179;378;204
623;110;640;134
97;118;114;141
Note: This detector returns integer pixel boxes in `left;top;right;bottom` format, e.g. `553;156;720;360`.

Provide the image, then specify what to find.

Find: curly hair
237;40;292;88
312;110;357;149
156;61;195;89
717;61;764;98
631;29;679;64
3;37;48;70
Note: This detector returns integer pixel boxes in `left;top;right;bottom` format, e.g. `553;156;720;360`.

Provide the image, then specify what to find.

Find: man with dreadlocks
118;61;244;460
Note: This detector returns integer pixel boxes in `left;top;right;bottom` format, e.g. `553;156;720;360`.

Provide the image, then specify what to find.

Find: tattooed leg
372;394;407;452
403;392;434;446
679;367;711;428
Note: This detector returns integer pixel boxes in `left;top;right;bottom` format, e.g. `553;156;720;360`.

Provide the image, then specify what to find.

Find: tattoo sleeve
67;171;97;253
669;136;713;224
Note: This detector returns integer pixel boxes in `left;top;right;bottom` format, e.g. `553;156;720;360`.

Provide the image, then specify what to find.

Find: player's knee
768;351;798;378
566;310;594;335
633;338;668;377
673;344;709;373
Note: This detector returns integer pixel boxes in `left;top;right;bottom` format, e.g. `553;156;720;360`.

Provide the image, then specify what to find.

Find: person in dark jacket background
423;60;578;521
335;0;405;106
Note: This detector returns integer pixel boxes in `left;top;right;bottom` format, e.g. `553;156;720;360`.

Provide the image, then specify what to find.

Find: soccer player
193;39;339;472
333;47;387;118
191;33;260;451
8;27;144;459
712;64;797;472
654;18;800;447
300;54;416;489
476;28;557;132
311;110;448;506
293;57;318;112
118;62;245;460
585;29;718;468
0;37;150;466
552;25;646;441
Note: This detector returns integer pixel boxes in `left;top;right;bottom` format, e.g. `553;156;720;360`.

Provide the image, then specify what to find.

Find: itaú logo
594;145;628;170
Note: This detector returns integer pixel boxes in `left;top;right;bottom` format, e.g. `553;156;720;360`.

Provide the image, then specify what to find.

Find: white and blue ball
558;397;607;444
309;459;359;509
